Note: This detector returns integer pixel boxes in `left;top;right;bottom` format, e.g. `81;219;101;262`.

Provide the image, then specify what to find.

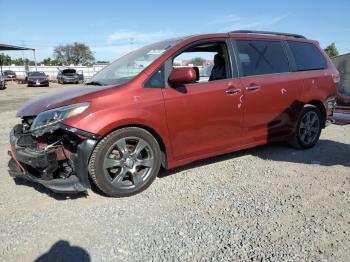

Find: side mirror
168;67;196;86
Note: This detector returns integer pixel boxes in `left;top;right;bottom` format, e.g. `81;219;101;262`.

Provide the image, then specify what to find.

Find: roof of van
181;31;316;43
229;30;306;39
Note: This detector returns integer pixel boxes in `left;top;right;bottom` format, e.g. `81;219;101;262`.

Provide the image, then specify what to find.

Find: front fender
63;97;174;167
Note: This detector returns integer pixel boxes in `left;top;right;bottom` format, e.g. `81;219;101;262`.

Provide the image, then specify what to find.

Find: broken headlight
30;102;90;131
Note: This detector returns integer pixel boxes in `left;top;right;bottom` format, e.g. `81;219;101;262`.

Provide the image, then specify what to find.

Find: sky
0;0;349;62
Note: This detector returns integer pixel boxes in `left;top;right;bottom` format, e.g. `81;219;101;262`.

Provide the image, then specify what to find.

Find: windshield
88;38;181;86
29;72;46;76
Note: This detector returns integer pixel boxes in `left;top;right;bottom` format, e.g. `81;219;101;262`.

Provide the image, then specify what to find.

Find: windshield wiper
85;81;104;86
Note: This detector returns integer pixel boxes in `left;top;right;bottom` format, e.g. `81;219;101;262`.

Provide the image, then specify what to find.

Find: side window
172;42;231;83
144;65;165;88
235;40;290;77
287;41;327;71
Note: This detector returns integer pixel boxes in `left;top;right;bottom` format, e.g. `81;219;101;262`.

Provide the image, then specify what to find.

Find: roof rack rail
230;30;307;39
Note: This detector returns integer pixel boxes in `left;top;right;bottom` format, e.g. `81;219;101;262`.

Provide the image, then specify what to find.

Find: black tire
88;127;162;197
288;105;322;149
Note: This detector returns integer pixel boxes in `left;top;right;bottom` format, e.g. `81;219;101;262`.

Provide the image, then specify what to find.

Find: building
332;53;350;96
332;53;350;124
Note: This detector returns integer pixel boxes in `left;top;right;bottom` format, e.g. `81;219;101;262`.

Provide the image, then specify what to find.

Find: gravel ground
0;84;349;261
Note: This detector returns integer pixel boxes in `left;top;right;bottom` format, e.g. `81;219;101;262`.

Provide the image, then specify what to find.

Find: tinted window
144;65;165;88
287;41;327;71
235;40;290;76
29;71;45;76
62;69;76;75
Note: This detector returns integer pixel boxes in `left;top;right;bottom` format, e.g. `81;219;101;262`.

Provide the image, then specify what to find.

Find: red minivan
9;31;338;197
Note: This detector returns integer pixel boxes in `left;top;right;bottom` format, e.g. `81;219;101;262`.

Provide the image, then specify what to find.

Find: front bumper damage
8;122;99;194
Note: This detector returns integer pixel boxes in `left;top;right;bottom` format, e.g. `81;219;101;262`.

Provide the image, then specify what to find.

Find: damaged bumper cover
8;123;99;194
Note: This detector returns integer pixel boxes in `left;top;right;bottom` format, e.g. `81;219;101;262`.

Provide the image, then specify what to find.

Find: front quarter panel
63;84;170;147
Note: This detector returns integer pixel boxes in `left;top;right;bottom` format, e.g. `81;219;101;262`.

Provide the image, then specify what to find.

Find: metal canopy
0;44;35;51
0;44;37;71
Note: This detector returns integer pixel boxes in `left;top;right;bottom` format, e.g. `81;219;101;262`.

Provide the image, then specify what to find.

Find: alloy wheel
298;111;320;145
103;137;154;189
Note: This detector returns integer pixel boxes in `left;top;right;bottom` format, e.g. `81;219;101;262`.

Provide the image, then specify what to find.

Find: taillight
332;71;340;84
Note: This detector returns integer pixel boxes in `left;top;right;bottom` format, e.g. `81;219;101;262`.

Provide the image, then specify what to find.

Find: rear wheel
88;127;162;197
288;105;322;149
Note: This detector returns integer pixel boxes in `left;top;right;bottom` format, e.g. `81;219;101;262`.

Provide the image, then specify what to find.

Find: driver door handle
245;85;260;91
225;88;241;95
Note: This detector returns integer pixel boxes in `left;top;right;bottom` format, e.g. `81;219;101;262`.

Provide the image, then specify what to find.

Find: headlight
30;102;90;130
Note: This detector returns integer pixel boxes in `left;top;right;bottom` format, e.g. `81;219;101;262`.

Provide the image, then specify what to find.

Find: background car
57;69;80;84
337;93;350;109
26;71;49;87
0;73;6;90
3;70;16;81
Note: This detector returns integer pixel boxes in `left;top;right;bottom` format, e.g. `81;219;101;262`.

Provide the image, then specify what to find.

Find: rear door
233;39;302;143
160;39;245;160
286;40;334;101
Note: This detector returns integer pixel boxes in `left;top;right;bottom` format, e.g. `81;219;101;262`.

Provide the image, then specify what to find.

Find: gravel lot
0;83;349;261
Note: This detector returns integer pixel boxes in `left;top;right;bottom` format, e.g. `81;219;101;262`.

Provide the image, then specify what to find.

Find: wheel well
307;100;326;127
108;124;168;168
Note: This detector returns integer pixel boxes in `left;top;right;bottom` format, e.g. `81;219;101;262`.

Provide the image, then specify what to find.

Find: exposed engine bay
8;116;98;193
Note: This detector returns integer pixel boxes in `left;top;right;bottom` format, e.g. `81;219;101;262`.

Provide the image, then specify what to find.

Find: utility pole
129;37;134;52
21;40;28;74
33;49;37;71
21;40;25;63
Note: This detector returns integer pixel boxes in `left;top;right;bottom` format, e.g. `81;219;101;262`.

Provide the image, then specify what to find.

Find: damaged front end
8;115;99;194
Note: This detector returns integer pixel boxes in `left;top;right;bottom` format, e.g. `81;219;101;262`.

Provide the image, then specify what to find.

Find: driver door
161;39;245;160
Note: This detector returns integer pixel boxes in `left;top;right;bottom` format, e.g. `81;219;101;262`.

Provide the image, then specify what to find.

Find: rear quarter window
287;41;327;71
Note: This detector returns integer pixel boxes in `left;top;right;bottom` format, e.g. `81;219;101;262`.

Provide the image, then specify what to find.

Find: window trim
231;38;292;78
167;38;237;86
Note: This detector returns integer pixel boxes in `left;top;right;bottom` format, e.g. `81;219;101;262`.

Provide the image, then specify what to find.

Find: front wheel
88;127;162;197
288;105;322;149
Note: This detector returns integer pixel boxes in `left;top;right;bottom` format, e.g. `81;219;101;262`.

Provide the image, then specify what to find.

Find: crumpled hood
17;85;112;117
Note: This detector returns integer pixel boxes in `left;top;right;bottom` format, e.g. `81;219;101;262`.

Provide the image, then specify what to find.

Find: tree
189;57;206;66
53;42;95;66
0;53;12;65
40;57;59;66
324;43;339;57
12;58;25;66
